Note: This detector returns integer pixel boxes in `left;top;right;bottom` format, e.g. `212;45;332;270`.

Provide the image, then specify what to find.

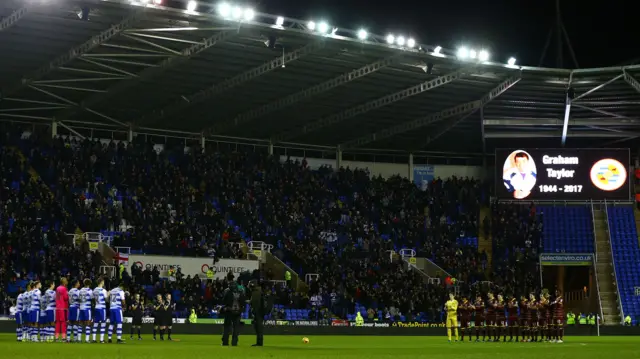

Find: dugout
539;253;600;315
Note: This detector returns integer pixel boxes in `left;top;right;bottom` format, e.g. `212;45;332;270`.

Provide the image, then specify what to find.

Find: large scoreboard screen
495;148;630;200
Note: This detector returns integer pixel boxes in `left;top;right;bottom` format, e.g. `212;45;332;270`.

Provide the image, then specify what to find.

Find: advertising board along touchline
126;255;259;279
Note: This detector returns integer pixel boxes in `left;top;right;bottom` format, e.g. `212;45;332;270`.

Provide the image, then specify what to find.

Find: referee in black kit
221;273;245;346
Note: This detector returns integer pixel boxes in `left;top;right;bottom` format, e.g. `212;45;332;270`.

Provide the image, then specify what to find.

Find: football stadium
1;0;640;358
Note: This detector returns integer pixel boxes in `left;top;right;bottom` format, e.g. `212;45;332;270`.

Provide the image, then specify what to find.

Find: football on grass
302;337;310;344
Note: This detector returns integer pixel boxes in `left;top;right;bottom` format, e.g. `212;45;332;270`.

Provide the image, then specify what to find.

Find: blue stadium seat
537;206;594;253
607;206;640;319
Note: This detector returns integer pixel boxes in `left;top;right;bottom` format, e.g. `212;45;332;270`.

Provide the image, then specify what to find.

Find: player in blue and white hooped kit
43;281;57;342
67;280;82;343
39;285;47;341
92;277;108;343
22;282;32;342
79;279;94;343
28;281;42;342
15;285;28;342
108;281;126;344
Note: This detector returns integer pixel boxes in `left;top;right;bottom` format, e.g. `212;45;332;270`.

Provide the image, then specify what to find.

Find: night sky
177;0;637;68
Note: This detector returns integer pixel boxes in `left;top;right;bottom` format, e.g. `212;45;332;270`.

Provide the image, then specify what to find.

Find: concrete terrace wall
280;155;487;180
20;132;488;180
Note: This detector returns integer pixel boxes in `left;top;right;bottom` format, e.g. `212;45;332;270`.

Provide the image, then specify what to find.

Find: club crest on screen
590;159;627;191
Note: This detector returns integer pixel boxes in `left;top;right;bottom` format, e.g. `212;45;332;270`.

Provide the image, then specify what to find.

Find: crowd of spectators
0;124;509;322
491;202;542;296
0;133;104;315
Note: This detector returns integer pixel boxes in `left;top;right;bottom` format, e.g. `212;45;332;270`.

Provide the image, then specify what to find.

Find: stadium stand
491;203;542;296
538;205;595;253
607;206;640;325
2;128;488;321
0;0;639;337
2;126;637;327
0;137;100;300
12;124;630;326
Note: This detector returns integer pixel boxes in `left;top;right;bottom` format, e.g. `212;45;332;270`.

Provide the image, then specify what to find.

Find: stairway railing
604;201;624;324
590;200;604;322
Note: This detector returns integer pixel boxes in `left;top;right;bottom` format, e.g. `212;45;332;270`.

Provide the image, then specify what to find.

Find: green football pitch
0;334;639;359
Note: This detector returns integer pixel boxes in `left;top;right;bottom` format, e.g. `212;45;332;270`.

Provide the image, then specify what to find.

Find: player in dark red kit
473;294;486;342
458;297;473;342
519;296;530;342
545;293;553;341
485;293;496;342
538;294;549;342
528;294;539;342
495;295;507;342
507;296;519;342
552;290;565;343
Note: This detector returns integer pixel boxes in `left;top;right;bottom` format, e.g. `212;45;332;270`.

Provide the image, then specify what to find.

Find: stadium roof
2;0;640;161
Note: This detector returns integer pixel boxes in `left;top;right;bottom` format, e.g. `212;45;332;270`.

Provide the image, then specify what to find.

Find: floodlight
396;36;405;46
153;0;162;4
307;21;316;30
186;0;197;12
386;34;395;44
231;6;243;19
243;8;254;21
457;47;469;59
275;16;284;26
407;38;416;48
507;57;517;66
218;2;231;17
478;50;489;62
357;29;368;40
469;49;477;59
318;22;329;33
433;46;442;55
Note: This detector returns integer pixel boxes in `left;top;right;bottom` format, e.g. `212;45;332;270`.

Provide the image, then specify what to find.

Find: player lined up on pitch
14;276;129;344
447;289;566;343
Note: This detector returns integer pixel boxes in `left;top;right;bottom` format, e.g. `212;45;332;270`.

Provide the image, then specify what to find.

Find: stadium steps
592;208;621;325
403;258;432;284
262;252;309;293
478;205;492;269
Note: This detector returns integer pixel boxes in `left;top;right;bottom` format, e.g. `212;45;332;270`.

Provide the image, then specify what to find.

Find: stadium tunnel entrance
541;264;599;315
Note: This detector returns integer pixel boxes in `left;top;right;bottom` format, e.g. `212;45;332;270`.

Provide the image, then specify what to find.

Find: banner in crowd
413;165;434;191
539;253;594;266
199;318;252;325
331;319;441;328
124;255;259;279
122;317;186;324
391;322;446;328
264;320;319;326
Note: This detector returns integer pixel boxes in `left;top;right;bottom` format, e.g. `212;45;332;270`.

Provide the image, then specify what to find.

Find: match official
221;273;245;346
249;281;269;347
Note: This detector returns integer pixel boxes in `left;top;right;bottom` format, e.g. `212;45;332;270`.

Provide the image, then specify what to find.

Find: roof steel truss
211;55;401;134
271;65;479;143
624;70;640;94
54;29;236;126
342;74;521;149
142;41;327;126
484;118;640;127
0;6;28;32
0;10;145;99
